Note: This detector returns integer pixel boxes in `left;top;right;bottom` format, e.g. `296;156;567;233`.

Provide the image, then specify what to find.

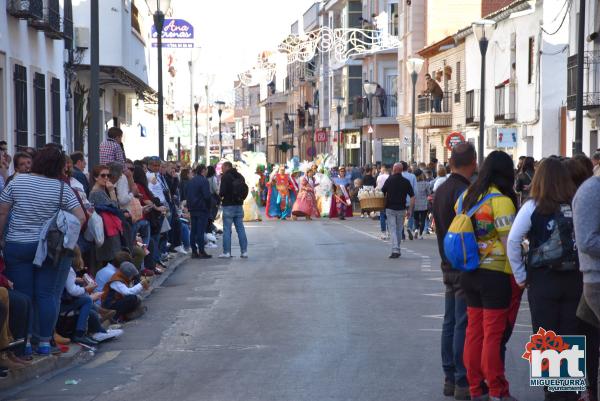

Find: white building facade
567;0;600;156
0;0;70;152
463;0;568;161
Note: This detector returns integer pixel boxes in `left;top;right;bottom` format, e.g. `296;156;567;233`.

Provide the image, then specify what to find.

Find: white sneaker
240;252;248;259
205;233;217;242
92;329;123;342
174;245;188;255
218;253;232;259
380;233;387;240
414;229;419;240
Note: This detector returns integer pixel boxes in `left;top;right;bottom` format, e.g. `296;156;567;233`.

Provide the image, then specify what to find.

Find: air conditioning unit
74;27;90;49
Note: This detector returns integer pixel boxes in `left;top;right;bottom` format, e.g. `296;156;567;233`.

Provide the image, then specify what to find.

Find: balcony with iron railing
353;95;398;121
567;52;600;110
29;0;62;39
416;92;452;129
7;0;43;20
494;83;517;123
465;89;480;126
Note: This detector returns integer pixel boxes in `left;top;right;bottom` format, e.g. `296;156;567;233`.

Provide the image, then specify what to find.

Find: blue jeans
4;241;71;342
379;210;387;232
222;205;248;254
62;295;93;335
442;282;468;387
133;219;151;247
181;219;190;250
190;213;209;254
432;97;442;112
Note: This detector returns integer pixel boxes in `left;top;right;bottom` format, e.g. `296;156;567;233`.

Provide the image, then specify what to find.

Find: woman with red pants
456;151;521;401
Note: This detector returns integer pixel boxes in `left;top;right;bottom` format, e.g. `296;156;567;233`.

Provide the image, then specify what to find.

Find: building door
384;69;397;117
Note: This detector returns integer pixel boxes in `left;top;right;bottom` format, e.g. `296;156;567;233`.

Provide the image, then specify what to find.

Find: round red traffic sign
445;132;465;151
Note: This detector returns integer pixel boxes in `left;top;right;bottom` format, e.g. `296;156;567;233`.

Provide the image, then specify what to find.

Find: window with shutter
51;78;61;145
14;65;28;148
34;72;46;148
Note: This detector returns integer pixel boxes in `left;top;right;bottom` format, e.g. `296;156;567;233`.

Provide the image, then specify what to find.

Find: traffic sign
368;125;374;134
445;132;465;151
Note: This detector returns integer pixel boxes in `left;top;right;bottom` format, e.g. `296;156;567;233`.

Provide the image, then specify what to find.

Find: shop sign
151;19;195;48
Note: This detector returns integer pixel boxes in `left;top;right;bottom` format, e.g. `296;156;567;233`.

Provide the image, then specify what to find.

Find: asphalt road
2;218;539;401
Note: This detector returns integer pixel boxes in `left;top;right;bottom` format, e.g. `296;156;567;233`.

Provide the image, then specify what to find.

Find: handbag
46;182;66;266
84;211;105;246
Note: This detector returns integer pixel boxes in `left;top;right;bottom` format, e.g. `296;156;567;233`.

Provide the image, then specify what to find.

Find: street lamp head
334;96;344;113
406;57;425;75
274;118;281;129
363;81;377;96
193;102;199;113
472;19;496;43
215;100;225;117
148;0;172;15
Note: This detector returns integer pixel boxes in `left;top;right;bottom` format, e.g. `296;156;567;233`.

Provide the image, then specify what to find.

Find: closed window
51;78;61;144
14;65;27;148
528;37;534;84
34;73;46;148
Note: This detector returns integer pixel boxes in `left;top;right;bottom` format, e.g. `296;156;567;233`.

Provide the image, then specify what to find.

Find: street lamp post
310;106;317;161
473;19;496;166
215;100;225;159
274;118;281;163
194;102;199;163
288;114;295;159
149;0;171;160
406;57;424;164
363;82;377;165
334;97;344;166
575;0;586;155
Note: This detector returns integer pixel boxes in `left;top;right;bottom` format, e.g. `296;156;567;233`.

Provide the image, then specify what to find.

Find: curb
0;253;190;397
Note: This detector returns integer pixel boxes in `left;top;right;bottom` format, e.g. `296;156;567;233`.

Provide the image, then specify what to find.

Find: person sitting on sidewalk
101;262;149;322
381;163;415;259
61;249;123;346
94;251;135;297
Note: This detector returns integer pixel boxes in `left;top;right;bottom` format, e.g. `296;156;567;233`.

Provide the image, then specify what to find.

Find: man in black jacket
219;162;248;259
186;165;212;259
381;163;414;259
431;142;477;400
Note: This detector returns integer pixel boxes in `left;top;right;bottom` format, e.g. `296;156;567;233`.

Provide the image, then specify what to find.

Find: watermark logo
522;327;586;392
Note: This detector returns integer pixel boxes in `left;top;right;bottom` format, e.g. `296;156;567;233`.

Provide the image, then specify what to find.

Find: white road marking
422;314;444;319
423;292;445;297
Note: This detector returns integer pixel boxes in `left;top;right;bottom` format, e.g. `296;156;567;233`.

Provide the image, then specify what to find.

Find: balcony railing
416;92;452;129
7;0;43;20
29;0;62;39
354;95;398;120
465;89;480;126
494;83;517;123
567;52;600;110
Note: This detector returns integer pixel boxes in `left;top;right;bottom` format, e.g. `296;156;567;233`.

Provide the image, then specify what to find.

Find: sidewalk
0;253;189;394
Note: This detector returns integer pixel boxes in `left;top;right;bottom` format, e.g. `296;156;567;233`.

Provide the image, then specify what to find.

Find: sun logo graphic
522;327;586;392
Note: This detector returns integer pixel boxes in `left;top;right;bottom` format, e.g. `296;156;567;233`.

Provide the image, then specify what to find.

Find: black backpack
527;204;579;271
231;174;249;203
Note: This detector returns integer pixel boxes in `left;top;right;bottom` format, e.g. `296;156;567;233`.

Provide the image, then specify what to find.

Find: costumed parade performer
314;155;335;217
237;152;264;222
330;165;353;219
266;164;297;220
292;162;319;220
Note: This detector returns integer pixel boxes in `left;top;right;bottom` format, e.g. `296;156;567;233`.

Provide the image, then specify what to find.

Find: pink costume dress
292;176;319;218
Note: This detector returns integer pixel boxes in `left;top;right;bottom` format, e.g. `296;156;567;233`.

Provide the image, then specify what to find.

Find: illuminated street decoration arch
278;27;400;64
236;12;401;87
